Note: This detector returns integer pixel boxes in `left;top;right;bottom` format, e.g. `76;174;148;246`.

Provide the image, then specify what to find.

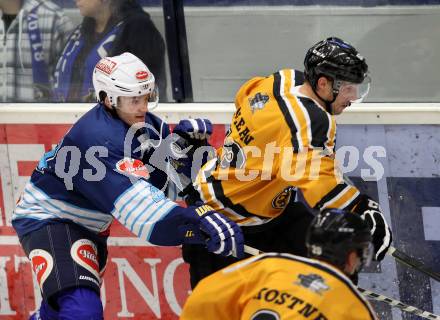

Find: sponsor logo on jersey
96;58;117;75
294;273;330;295
29;249;54;289
116;158;150;179
71;239;100;281
271;186;296;209
136;70;149;80
249;92;269;113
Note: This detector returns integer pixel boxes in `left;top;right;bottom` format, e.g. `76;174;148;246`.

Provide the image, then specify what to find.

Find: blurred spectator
54;0;167;103
0;0;72;102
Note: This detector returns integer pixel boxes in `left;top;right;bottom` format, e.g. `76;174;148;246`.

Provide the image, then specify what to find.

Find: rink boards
0;104;439;319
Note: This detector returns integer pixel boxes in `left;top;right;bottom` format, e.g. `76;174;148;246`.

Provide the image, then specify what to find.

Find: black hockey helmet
306;209;373;270
304;37;369;88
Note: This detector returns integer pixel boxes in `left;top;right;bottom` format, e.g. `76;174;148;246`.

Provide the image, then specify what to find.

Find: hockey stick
247;242;440;284
358;288;440;320
244;245;262;256
387;246;440;283
243;245;440;320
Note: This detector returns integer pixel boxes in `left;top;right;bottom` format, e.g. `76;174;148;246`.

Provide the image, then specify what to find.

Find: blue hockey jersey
12;103;187;245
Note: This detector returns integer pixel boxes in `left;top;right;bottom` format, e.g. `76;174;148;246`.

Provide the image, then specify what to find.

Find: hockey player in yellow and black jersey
180;209;377;320
181;37;392;288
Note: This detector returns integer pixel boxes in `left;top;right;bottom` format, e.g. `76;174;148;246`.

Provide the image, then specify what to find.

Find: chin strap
310;82;339;115
312;86;336;114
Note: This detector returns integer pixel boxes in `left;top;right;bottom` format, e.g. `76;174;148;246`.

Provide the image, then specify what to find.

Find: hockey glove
179;204;244;258
353;195;392;261
173;118;213;140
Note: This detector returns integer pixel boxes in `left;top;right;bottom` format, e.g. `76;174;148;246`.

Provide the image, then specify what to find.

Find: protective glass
335;76;371;103
359;242;374;269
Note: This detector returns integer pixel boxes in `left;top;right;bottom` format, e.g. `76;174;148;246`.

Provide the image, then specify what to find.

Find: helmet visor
113;85;159;111
147;86;159;110
337;76;371;103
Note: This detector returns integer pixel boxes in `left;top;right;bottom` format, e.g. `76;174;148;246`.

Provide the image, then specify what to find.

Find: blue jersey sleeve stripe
15;204;44;213
113;180;170;216
13;211;46;220
127;196;177;236
24;188;109;224
117;189;144;217
112;180;145;208
13;210;98;231
111;180;178;241
23;189;108;232
13;208;57;219
138;202;176;241
24;190;108;223
28;183;111;221
12;215;45;221
112;180;151;219
14;197;77;222
128;201;156;232
121;192;168;227
112;181;148;217
20;197;34;206
131;201;174;238
118;190;159;226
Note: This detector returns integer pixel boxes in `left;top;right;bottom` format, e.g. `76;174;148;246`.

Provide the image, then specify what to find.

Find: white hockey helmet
92;52;159;110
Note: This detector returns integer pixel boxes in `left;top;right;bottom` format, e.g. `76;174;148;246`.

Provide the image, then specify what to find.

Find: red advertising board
0;123;227;319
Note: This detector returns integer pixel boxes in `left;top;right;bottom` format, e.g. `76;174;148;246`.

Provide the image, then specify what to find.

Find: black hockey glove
353;195;392;261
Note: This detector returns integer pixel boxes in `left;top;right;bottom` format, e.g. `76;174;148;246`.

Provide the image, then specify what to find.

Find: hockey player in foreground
12;52;244;319
180;209;377;320
183;37;392;287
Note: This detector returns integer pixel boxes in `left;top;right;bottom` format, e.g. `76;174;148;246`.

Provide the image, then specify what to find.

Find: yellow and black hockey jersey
180;253;377;320
195;69;360;226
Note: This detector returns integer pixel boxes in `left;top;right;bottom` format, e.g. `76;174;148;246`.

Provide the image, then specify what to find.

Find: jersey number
251;309;280;320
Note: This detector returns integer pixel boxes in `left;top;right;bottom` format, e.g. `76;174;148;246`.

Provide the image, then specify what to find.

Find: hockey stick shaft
244;245;262;256
387;246;440;282
243;245;440;319
246;244;440;283
357;288;440;320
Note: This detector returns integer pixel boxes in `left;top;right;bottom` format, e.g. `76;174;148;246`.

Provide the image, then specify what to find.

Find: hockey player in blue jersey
12;52;244;319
